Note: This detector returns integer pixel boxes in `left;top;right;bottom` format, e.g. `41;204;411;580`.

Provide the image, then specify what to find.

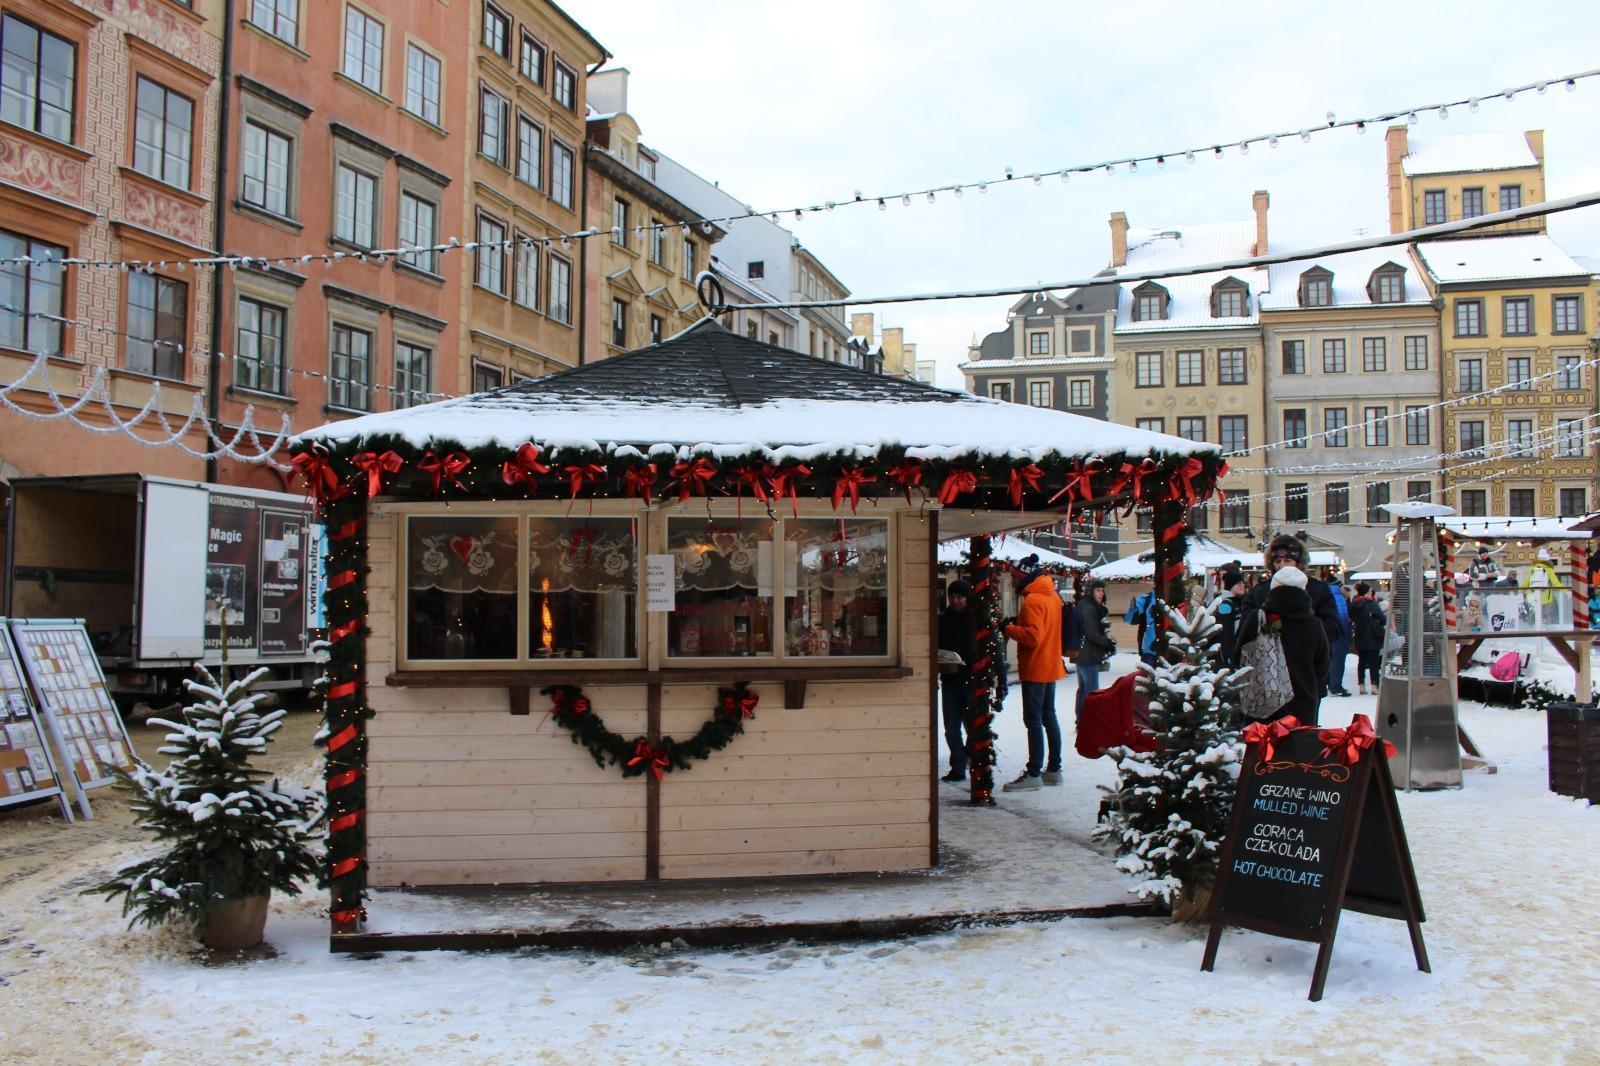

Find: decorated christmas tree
89;666;322;939
1094;599;1246;917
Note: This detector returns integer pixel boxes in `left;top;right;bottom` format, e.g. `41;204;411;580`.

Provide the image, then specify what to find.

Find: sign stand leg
1307;924;1342;1002
1200;922;1223;972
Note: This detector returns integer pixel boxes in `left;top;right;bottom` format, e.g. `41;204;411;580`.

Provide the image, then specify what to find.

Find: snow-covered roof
1114;269;1266;333
295;319;1219;466
1259;247;1433;311
1122;222;1255;270
1089;535;1257;582
1436;516;1593;542
1111;223;1263;333
959;356;1113;372
1415;234;1589;285
937;538;1086;570
1400;132;1540;177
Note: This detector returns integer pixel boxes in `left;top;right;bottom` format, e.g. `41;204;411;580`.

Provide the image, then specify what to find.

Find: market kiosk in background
936;537;1085;623
288;318;1228;942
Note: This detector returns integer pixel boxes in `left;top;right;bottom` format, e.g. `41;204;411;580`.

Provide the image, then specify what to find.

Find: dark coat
1349;595;1387;653
1245;573;1341;649
938;605;977;680
1214;593;1244;664
1077;597;1114;662
1238;585;1331;725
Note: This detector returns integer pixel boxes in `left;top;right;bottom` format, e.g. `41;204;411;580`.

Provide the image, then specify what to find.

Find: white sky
564;0;1600;388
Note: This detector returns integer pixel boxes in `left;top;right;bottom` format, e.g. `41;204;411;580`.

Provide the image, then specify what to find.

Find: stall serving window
405;516;519;661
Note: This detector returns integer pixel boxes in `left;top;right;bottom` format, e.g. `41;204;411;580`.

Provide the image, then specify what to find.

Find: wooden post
645;680;661;880
928;507;941;864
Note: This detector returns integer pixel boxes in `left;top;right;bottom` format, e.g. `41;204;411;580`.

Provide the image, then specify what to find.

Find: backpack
1359;604;1386;647
1061;601;1084;657
1489;651;1523;682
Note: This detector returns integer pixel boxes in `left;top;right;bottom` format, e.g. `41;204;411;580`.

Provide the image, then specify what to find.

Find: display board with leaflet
0;621;73;820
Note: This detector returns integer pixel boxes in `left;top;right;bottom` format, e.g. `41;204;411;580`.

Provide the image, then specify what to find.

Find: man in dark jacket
1213;567;1246;665
1238;566;1331;725
1243;535;1342;661
1325;574;1353;697
1349;582;1387;695
937;580;976;783
1075;580;1114;721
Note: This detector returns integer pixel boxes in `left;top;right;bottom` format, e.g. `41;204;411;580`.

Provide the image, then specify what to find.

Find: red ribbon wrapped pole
1318;713;1396;765
668;458;719;502
936;468;978;505
502;443;550;489
831;467;876;513
1241;715;1302;762
349;449;404;498
1007;463;1044;509
418;451;471;495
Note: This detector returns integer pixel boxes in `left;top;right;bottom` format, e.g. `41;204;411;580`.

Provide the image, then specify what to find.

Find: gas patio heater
1377;501;1461;790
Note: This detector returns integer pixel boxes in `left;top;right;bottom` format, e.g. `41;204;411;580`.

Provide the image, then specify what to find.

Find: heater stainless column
1376;502;1462;789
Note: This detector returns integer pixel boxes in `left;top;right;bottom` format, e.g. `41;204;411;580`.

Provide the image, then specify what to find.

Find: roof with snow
1113;222;1264;333
937;537;1085;570
1259;247;1433;311
294;319;1217;465
1400;132;1540;177
1435;515;1593;542
959;355;1113;372
1089;535;1259;582
1415;234;1590;285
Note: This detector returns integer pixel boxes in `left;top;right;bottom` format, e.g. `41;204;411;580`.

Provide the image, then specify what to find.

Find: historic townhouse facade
1387;126;1546;238
1260;247;1443;568
850;312;921;380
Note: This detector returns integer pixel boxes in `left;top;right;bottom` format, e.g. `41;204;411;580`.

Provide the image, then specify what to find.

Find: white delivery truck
3;474;325;707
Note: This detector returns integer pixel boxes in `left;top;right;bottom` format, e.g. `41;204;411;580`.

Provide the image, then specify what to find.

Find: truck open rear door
136;480;207;661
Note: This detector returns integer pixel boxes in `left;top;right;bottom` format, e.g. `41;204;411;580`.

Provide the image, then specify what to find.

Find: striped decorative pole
1438;528;1457;631
964;535;1001;806
1571;538;1590;632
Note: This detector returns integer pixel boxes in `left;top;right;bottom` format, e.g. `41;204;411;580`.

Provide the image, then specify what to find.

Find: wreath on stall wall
540;681;760;780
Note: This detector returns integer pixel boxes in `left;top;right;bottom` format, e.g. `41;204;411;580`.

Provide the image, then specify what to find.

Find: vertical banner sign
645;554;676;612
0;621;72;820
306;522;328;631
258;508;310;655
205;493;260;657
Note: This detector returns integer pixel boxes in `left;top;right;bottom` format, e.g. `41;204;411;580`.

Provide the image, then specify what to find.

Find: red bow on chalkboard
1318;714;1395;765
1242;716;1302;762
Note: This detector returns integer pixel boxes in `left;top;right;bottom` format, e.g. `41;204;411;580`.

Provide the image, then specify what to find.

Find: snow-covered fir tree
1094;600;1246;912
90;666;322;935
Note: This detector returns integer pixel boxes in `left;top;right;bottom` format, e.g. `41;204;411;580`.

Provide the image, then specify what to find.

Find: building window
125;273;186;380
1503;297;1532;336
990;382;1012;402
548;254;571;324
1406;481;1432;503
394;341;430;408
1459;420;1485;457
1326;483;1350;524
611;298;627;347
1461;187;1484;218
650;314;663;345
1324;407;1348;447
1300;271;1331;307
1028;332;1050;356
746;260;764;280
1556;418;1586;458
404;515;519;661
513;234;539;309
1135;351;1162;387
1187;504;1209;532
1133;285;1167;321
745;320;758;341
1136;417;1164;433
638;151;656;181
1423;189;1446;225
341;6;384;92
0;14;76;144
1218;348;1246;385
1455;299;1484;337
1458;357;1483;393
1507;356;1532;390
1362;337;1386;373
1508;489;1536;517
1285;484;1309;523
1221;491;1249;532
1177;416;1205;442
234;297;285;394
479;85;508;166
133;77;193;189
1557;354;1583;391
248;0;299;44
550;140;574;209
650;221;665;266
329;323;371;410
1219;415;1247;454
1212;284;1246;318
334;164;377;247
1281;339;1306;374
398;192;438;274
1068;378;1092;407
510;114;542;187
1322;338;1346;374
1553;295;1584;334
1507;418;1534;457
519;32;544;84
482;3;509;57
1560;488;1588;517
682;237;696;280
240;120;291;217
1283;408;1307;448
0;231;66;356
1404;335;1428;371
1070;327;1094;353
1365;483;1391;524
1372;270;1404;304
552;59;576;111
1404;406;1429;446
612;198;629;246
1176;350;1204;386
1364;406;1389;447
473;360;504;393
475;214;506;294
1028;380;1051;407
1459;489;1487;517
405;44;441;124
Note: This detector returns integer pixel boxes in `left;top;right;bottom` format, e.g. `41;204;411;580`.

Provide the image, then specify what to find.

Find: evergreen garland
963;535;1002;805
540;682;759;778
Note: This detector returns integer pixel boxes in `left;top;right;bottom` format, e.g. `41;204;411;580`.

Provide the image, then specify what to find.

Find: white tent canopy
937;537;1085;571
1436;516;1593;542
1089;535;1256;583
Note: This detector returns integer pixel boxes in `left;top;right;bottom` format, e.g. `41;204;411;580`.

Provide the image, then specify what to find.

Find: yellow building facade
1387;126;1545;238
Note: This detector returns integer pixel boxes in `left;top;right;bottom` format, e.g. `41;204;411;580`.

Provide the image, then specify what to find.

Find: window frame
1281;339;1306;375
1460;186;1484;218
1299;269;1331;308
1283;408;1308;449
518;30;545;84
1404;335;1428;371
1459;489;1487;518
611;296;627;348
393;339;431;409
1552;294;1584;335
1454;298;1484;337
1559;487;1588;518
1556;418;1586;458
1507;488;1536;518
1556;354;1583;391
514;112;543;188
1217;348;1247;385
1361;336;1386;373
1423;189;1446;225
1502;296;1532;337
549;137;575;210
475;211;507;295
1134;351;1163;388
1027;331;1050;356
341;4;385;94
1218;414;1247;454
1458;419;1486;457
1499;185;1522;212
1220;490;1250;532
1363;406;1390;447
1321;337;1345;374
1027;379;1051;408
1365;483;1391;524
1457;357;1483;394
1507;417;1535;458
990;382;1013;403
1323;407;1348;448
547;252;572;325
1404;406;1429;447
132;75;195;191
0;228;67;357
0;12;78;145
1176;416;1206;443
233;294;287;395
124;271;187;381
1175;349;1204;387
240;117;292;218
481;2;510;59
478;82;509;168
248;0;300;47
404;42;442;125
328;320;372;411
512;233;540;311
333;161;378;248
398;190;439;275
1506;355;1532;390
1067;377;1092;408
551;58;577;112
1325;482;1350;525
1285;484;1309;524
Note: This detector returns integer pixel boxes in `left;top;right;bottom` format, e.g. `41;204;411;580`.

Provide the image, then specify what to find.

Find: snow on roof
295;320;1219;465
1436;515;1593;541
1114;268;1267;333
1259;247;1433;311
937;537;1085;570
1383;501;1456;520
1120;222;1255;271
1415;234;1589;284
1089;535;1257;582
1400;132;1539;177
958;356;1113;371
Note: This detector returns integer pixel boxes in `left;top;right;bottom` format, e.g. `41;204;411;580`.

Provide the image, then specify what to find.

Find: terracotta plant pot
202;894;270;951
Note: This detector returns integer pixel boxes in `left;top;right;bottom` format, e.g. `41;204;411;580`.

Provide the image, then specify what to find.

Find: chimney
1109;212;1129;268
850;312;875;339
1385;125;1409;233
587;68;629;115
1525;129;1544;165
1251;190;1270;256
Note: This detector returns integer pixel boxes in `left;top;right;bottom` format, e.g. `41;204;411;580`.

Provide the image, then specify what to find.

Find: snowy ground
2;655;1598;1064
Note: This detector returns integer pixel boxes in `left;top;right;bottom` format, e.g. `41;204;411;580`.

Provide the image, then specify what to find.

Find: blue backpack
1061;601;1084;655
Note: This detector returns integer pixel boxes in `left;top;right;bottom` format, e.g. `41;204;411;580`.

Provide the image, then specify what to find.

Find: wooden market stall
289;319;1226;938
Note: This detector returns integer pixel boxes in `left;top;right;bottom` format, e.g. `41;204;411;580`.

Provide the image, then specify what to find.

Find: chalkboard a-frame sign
1201;716;1430;1001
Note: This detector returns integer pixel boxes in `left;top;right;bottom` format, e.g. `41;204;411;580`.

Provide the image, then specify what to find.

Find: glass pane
784;518;890;657
527;518;637;659
406;516;518;660
668;517;773;657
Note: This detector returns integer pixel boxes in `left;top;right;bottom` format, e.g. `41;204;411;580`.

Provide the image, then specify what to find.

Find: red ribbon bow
418;451;471;495
628;739;671;781
831;467;876;513
350;450;404;498
886;458;924;503
1007;463;1044;508
622;462;659;505
732;462;773;505
289;450;345;505
1049;459;1105;506
721;691;759;720
770;464;811;517
502;443;550;488
669;458;719;502
563;463;608;511
1168;456;1206;506
936;468;979;505
1109;458;1160;512
1241;715;1302;762
1318;714;1395;765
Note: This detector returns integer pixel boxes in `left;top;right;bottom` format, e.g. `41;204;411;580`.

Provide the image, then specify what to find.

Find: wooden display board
9;619;138;819
0;622;73;820
1201;719;1430;1001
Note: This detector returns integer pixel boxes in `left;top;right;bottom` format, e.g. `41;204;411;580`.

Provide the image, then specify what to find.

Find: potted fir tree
89;666;322;950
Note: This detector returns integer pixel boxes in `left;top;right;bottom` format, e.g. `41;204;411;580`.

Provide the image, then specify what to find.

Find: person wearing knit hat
1213;566;1248;665
1242;534;1343;664
937;580;977;783
1236;565;1330;724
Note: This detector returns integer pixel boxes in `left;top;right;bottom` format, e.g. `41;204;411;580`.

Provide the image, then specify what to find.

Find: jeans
940;676;969;776
1074;659;1102;722
1328;640;1350;692
1021;680;1062;776
1356;649;1382;687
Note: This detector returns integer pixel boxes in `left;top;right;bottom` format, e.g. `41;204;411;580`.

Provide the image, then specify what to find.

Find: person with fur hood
1236;565;1331;725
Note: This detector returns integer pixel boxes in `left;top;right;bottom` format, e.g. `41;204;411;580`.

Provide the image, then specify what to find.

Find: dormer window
1132;281;1169;322
1368;264;1405;304
1210;278;1249;318
1298;267;1333;308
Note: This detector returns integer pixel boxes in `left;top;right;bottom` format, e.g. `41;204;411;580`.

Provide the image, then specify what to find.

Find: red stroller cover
1076;672;1156;758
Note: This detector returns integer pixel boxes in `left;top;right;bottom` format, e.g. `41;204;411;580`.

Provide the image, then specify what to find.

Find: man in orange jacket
1002;555;1067;791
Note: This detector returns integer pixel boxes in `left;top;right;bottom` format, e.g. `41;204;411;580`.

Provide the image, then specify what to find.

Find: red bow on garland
720;690;760;720
502;443;550;488
1048;458;1105;506
1108;458;1159;514
1007;463;1044;508
936;468;979;505
289;450;346;506
1241;715;1302;762
770;464;811;517
563;463;607;512
1167;457;1206;506
885;458;923;503
1318;714;1395;765
832;467;876;513
669;458;719;502
418;451;471;495
622;462;659;505
350;450;403;498
542;688;591;729
732;462;773;518
628;739;671;781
